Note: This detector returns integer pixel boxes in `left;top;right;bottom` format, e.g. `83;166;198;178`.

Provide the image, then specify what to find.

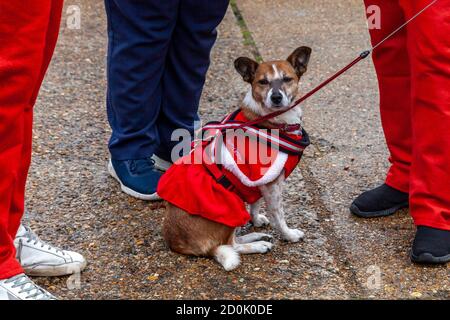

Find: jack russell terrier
157;46;312;271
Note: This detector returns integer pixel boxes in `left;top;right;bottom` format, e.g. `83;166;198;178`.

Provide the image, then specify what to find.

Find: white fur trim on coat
219;143;288;187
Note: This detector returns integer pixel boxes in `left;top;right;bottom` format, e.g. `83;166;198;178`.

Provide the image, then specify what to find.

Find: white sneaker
14;225;87;277
0;274;56;300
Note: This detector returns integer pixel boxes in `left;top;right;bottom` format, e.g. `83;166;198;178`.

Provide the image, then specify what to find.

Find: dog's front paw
282;228;305;243
252;214;270;227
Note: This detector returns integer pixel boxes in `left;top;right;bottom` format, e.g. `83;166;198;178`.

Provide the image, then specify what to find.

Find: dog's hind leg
213;245;240;271
236;232;273;244
250;199;270;227
233;241;273;254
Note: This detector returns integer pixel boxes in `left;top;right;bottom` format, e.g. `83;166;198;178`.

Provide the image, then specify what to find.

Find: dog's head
235;46;312;115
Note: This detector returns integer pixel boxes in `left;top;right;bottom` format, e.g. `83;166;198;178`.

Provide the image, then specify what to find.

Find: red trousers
0;1;63;279
365;0;450;231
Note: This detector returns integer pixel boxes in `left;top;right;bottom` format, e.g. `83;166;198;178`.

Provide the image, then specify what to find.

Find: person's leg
7;1;87;277
400;0;450;263
401;0;450;232
368;0;412;193
104;0;180;200
154;0;229;162
0;0;54;281
351;0;411;217
8;0;64;245
105;0;179;161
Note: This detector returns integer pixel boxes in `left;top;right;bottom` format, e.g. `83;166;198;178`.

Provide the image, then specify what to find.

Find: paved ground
27;1;448;299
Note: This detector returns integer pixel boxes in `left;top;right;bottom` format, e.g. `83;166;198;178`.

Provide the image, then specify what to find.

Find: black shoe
411;226;450;264
350;184;409;218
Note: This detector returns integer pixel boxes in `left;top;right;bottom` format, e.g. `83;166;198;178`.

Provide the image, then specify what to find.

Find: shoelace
129;157;156;174
22;226;66;256
5;274;54;300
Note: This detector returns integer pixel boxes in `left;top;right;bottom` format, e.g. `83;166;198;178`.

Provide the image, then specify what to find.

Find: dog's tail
213;245;240;271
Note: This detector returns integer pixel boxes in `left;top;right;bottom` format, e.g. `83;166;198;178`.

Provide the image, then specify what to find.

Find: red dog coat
157;110;310;227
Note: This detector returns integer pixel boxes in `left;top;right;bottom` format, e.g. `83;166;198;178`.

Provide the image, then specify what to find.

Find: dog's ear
234;57;259;83
287;46;312;78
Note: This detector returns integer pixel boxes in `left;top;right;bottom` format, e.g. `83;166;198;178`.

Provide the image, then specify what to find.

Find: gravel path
26;0;448;299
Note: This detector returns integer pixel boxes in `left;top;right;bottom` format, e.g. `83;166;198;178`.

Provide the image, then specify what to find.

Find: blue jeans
105;0;229;161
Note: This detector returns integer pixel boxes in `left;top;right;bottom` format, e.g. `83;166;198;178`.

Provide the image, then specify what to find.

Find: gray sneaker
0;274;56;300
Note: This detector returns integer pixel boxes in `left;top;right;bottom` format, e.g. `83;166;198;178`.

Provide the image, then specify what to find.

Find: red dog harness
157;110;310;227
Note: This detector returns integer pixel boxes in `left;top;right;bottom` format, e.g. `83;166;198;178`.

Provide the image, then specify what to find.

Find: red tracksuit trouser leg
364;0;450;231
0;1;63;280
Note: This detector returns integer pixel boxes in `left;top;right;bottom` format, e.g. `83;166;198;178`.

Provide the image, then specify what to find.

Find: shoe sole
411;252;450;264
350;202;409;218
108;160;161;201
24;260;87;277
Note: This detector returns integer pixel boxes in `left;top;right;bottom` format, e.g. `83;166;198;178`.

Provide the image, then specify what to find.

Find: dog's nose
271;92;283;105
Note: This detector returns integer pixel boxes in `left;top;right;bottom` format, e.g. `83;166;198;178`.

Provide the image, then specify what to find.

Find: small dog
158;46;312;271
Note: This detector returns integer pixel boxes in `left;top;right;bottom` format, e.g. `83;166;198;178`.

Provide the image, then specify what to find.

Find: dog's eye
283;77;293;83
258;79;269;85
